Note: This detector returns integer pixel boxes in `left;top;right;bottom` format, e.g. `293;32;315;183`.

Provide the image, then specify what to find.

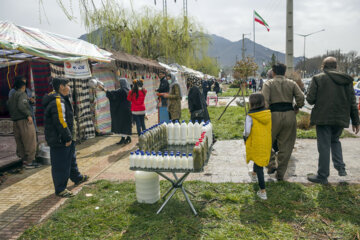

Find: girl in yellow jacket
243;93;272;200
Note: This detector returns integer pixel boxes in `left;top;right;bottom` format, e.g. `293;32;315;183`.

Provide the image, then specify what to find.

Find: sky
1;0;359;58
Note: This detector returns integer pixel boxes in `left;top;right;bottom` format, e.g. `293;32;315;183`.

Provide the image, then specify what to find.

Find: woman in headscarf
160;73;182;122
99;74;132;144
186;75;210;123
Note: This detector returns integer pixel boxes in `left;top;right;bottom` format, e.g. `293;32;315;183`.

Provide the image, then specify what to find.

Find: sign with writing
64;60;92;79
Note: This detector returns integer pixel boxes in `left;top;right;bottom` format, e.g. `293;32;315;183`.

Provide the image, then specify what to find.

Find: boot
117;137;125;145
124;136;131;144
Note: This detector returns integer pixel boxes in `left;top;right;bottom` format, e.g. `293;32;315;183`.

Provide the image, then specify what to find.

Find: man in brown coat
306;57;359;184
262;63;305;180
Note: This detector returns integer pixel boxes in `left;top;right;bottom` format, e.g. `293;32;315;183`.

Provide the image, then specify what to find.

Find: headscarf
119;78;131;93
169;73;183;97
186;75;202;91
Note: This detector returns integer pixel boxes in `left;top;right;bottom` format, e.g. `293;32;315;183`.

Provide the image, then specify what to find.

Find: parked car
354;81;360;98
302;78;312;95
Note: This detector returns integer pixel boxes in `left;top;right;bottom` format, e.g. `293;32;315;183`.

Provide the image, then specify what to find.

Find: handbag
191;109;205;119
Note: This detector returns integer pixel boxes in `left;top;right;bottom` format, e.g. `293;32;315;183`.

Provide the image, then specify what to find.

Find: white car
354;82;360;103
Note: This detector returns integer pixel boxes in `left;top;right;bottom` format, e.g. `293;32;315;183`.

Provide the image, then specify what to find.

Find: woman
127;79;147;136
187;75;210;123
100;77;132;144
161;73;182;122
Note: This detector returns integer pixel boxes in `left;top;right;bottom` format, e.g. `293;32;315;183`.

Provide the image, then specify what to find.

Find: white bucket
135;171;160;204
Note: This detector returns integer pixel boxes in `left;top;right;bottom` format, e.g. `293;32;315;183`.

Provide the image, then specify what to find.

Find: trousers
133;114;146;136
13;119;37;164
316;125;345;179
50;142;82;194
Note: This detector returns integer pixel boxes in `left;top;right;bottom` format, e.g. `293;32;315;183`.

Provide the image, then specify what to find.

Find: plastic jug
163;153;169;169
175;153;181;169
187;120;194;144
169;153;175;169
188;153;194;170
173;120;181;145
194;120;201;141
140;151;146;168
181;153;188;169
135;171;160;204
130;152;135;167
180;120;187;145
193;142;202;171
167;121;174;145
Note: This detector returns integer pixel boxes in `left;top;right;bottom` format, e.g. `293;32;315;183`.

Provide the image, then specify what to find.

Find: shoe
267;167;277;175
117;137;125;145
124;137;131;144
307;174;328;184
56;189;74;198
338;169;347;176
257;190;267;200
248;171;258;182
75;175;89;186
24;162;41;169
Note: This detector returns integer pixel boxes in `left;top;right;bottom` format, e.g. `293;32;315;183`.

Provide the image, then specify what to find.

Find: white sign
64;60;92;79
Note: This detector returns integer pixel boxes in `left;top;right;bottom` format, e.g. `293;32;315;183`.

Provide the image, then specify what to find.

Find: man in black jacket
43;78;88;197
156;71;170;107
306;57;360;184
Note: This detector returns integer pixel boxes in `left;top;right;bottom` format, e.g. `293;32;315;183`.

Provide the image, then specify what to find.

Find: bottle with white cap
180;120;187;145
173;120;181;145
187;120;194;144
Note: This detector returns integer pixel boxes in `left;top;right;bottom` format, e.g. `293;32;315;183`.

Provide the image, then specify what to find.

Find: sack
191;109;205;119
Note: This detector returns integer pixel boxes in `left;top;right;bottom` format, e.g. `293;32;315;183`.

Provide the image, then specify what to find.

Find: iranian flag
254;11;270;32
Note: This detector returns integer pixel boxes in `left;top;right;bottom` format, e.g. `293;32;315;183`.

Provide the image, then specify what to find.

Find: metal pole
285;0;294;73
253;10;255;59
303;37;306;77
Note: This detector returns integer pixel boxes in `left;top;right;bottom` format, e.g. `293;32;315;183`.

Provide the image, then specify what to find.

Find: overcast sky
1;0;359;58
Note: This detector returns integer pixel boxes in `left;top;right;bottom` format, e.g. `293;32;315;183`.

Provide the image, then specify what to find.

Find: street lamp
296;29;325;77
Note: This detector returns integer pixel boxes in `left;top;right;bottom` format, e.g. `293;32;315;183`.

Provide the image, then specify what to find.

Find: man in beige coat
262;63;305;180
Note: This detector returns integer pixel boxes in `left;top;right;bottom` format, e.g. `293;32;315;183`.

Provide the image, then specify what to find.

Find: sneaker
307;174;328;184
75;175;89;186
248;171;258;182
56;189;74;198
24;162;41;169
257;190;267;200
338;169;347;177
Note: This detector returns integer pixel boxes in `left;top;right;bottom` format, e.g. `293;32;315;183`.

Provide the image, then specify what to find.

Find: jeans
133;114;146;136
253;163;265;190
316;125;345;179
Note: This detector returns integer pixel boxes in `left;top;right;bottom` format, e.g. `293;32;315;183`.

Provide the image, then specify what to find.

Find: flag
254;11;270;32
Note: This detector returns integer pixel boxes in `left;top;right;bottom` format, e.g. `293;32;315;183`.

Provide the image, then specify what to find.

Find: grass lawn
21;180;360;239
218;88;250;97
181;107;356;140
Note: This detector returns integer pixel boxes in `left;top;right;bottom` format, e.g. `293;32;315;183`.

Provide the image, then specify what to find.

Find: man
306;57;359;184
43;78;88;197
251;78;257;92
156;71;170;107
7;77;39;169
262;63;305;181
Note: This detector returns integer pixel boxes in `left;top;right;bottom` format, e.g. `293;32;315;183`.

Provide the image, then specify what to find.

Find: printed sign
64;60;92;79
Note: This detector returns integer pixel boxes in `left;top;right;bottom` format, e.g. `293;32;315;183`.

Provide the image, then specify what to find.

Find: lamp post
296;29;325;78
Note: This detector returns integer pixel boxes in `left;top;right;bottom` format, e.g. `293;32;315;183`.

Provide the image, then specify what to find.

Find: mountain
79;31;302;69
206;33;302;68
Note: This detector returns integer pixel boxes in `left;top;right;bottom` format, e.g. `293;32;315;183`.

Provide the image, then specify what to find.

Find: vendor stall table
130;167;203;215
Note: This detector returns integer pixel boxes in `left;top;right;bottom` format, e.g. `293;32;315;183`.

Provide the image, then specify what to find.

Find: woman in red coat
127;79;147;136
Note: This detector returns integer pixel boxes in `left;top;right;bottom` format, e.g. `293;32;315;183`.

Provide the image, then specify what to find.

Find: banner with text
64;60;92;79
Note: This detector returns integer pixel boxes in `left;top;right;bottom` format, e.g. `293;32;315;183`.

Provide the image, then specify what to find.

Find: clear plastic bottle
162;121;168;148
187;120;194;144
175;153;181;169
146;152;151;169
169;152;176;169
193;142;202;171
173;120;181;145
181;153;188;169
199;138;206;167
188;153;194;170
163;152;169;169
138;132;145;151
156;151;163;169
140;151;146;168
167;121;174;145
194;120;201;141
135;151;140;168
151;153;157;169
180;120;187;145
201;120;205;127
130;152;135;168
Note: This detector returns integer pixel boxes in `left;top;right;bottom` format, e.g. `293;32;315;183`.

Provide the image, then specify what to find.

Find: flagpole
253;10;255;60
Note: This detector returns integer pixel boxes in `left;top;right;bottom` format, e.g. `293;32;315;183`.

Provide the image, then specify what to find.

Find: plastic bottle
138;132;145;151
181;153;188;169
169;152;175;169
140;151;146;168
143;130;150;152
173;120;181;145
167;121;174;145
134;151;140;168
187;120;194;144
151;153;157;169
145;152;151;169
194;120;201;141
199;138;206;167
188;153;194;170
193;143;202;171
180;120;187;145
201;120;205;127
162;121;168;147
157;151;163;169
175;153;182;169
207;120;213;146
163;152;169;169
130;152;135;168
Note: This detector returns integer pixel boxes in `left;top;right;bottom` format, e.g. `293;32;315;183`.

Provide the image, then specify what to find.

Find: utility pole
183;0;188;17
163;0;167;17
285;0;294;73
242;33;251;60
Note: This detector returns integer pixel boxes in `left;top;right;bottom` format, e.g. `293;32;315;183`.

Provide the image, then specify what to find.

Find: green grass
218;88;250;97
180;107;356;140
20;180;360;240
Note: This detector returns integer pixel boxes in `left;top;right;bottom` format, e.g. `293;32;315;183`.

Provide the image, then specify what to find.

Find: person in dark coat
156;71;170;107
213;81;221;95
187;76;210;122
99;77;132;145
202;80;210;101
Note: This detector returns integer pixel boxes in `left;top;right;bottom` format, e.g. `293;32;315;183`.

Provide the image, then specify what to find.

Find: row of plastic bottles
167;120;213;146
138;123;168;152
192;132;210;170
130;151;194;170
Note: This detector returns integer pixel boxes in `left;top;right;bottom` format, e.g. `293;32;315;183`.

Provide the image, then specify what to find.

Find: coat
188;86;210;122
43;92;74;147
7;90;32;121
245;109;272;167
167;83;181;120
106;89;132;135
127;89;147;113
306;69;359;127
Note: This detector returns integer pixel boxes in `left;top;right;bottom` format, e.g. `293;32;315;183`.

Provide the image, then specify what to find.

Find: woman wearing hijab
99;75;132;144
186;75;210;123
160;73;182;122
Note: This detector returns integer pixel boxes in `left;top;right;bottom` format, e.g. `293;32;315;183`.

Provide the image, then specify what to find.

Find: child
127;79;147;136
243;93;272;200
